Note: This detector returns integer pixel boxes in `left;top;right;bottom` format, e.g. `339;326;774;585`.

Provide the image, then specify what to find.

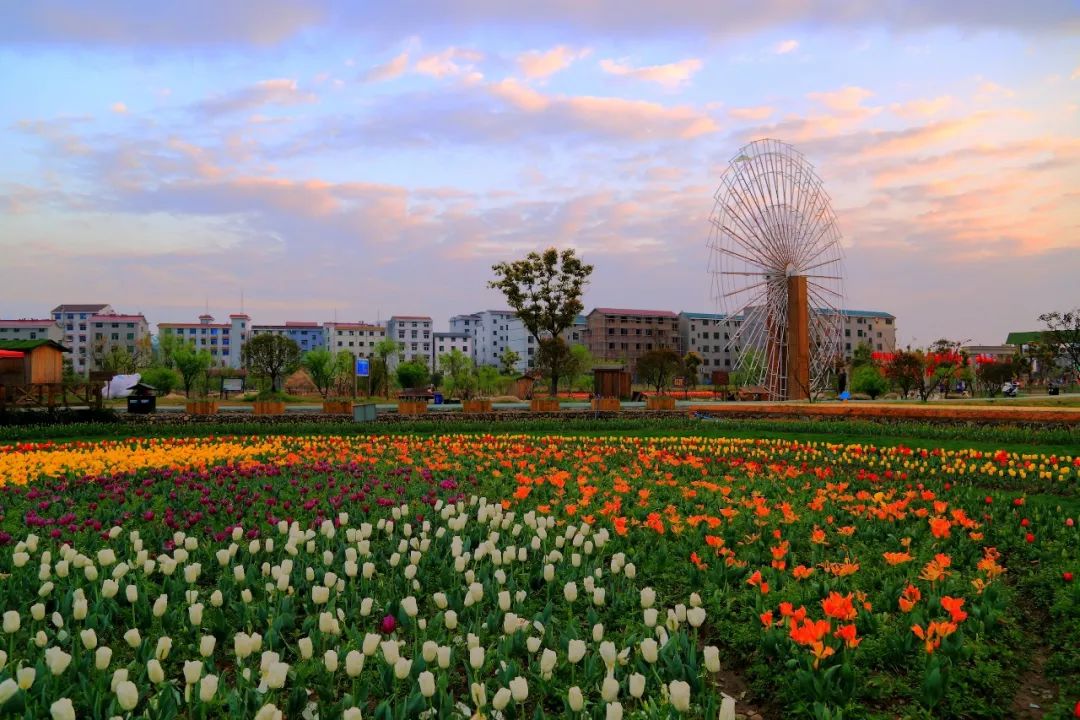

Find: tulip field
0;433;1077;719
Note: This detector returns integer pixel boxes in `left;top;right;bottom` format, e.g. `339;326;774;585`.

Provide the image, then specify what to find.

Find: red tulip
984;496;993;505
1013;497;1025;507
1021;518;1030;527
1025;533;1035;544
1068;518;1075;527
1064;572;1074;583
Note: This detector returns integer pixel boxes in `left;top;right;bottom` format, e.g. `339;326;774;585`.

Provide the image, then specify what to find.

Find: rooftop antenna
240;289;245;313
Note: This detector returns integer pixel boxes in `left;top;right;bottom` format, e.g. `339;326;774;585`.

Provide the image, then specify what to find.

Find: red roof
89;314;146;321
0;350;24;358
590;308;679;319
285;321;319;327
229;314;251;318
159;322;230;329
327;323;383;330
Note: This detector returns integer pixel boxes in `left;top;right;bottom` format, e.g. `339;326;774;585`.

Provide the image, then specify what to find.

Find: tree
533;337;576;397
488;247;593;396
731;348;764;389
395;360;430;390
439;349;475;399
498;347;521;376
974;357;1018;397
476;366;502;397
851;365;888;400
373;339;401;398
851;342;874;369
332;351;357;397
242;334;301;392
98;344;138;374
566;344;594;391
172;342;213;397
1022;341;1057;384
1038;308;1080;375
682;352;702;390
301;349;337;399
884;350;922;399
139;367;181;396
637;348;683;394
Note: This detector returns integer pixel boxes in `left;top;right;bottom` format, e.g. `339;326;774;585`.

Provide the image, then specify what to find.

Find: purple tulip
380;614;397;634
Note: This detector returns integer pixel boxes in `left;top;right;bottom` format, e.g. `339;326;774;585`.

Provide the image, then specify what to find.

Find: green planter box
353;403;377;422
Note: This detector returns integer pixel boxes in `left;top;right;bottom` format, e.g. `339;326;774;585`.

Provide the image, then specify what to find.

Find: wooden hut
592;365;632;399
0;340;68;386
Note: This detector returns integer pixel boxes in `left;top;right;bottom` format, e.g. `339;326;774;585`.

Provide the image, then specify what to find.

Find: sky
1;1;1077;347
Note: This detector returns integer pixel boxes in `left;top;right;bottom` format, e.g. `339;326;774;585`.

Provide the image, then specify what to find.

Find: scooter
1002;382;1019;398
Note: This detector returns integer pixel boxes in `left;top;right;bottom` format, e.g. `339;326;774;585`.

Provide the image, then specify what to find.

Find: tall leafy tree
439;349;475;399
488;247;593;396
498;347;521;376
172;342;213;397
682;352;702;389
373;338;402;398
1038;308;1080;375
395;360;430;390
884;349;922;399
301;349;337;399
242;334;301;392
851;364;888;399
636;348;683;394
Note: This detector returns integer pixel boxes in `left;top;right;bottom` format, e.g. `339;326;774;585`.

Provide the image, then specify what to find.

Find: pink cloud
363;52;409;82
488;78;550;111
517;46;590;79
774;39;799;54
110;102;128;114
197;78;317;115
888;96;953;118
414;47;484;79
599;57;703;88
728;105;774;121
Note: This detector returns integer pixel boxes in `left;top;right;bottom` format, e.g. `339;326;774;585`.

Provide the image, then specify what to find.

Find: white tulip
640;587;656;609
324;650;339;673
125;585;138;603
199;674;219;702
298;637;313;660
72;598;88;621
254;704;282;720
0;678;18;704
50;698;75;720
188;603;204;626
539;648;557;678
704;645;721;673
669;680;691;711
116;680;138;710
509;676;528;703
155;636;173;660
568;686;584;711
444;610;458;630
17;667;35;690
687;607;707;628
147;659;164;683
401;596;418;617
123;628;141;648
80;629;97;650
264;661;288;689
393;657;412;680
2;612;19;634
97;549;116;566
153;595;168;618
241;589;253;603
342;709;363;720
469;646;485;669
110;668;128;692
312;586;329;605
362;633;380;656
640;638;658;663
31;604;46;621
601;674;620;701
346;650;364;677
95;646;113;670
210;590;223;608
563;582;578;602
418;670;436;697
437;645;451;669
629;672;645;698
593;587;606;606
200;635;216;658
183;660;203;685
11;553;28;568
433;592;448;609
492;688;512;711
44;647;72;675
643;608;658;627
526;635;542;653
592;623;604;642
381;640;400;665
599;641;617;670
606;701;624;720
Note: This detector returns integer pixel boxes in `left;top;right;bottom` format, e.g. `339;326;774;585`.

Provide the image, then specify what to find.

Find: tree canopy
1038;308;1080;374
242;334;301;392
301;349;337;399
636;348;682;394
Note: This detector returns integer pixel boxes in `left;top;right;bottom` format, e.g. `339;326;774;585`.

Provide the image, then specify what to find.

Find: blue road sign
355;358;370;376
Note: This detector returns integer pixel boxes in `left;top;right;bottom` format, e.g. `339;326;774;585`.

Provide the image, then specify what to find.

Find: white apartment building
51;303;113;373
88;313;151;371
450;310;517;368
158;313;251;368
324;322;386;358
678;312;744;383
387;316;433;367
0;319;65;344
432;331;473;371
837;310;897;358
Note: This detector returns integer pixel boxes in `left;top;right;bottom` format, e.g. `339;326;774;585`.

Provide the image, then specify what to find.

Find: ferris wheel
707;138;845;400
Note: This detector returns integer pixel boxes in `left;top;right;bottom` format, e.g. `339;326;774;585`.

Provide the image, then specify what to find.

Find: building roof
325;323;384;330
390;315;433;321
434;331;471;338
1005;331;1044;345
590;308;679;319
159;322;230;329
0;319;61;326
51;304;110;313
89;314;147;321
680;311;728;320
0;339;70;352
229;314;251;319
835;309;895;319
285;321;320;327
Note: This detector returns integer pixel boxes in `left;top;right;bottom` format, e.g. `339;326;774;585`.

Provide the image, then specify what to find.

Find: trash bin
1049;385;1060;396
433;393;444;405
353;403;377;422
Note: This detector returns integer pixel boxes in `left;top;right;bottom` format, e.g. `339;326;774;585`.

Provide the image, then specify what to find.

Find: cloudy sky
1;1;1077;346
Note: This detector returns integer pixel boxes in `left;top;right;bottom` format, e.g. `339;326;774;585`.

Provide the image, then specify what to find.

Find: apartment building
0;319;65;345
450;310;517;367
838;310;896;358
88;313;150;370
585;308;681;376
678;312;744;383
158;313;251;368
252;322;326;353
432;331;473;370
51;304;113;373
387;315;433;367
324;322;386;359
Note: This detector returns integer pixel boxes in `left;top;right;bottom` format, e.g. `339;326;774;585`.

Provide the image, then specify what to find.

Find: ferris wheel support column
786;275;811;400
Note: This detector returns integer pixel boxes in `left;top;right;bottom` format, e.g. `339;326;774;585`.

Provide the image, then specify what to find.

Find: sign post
355;357;370;399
